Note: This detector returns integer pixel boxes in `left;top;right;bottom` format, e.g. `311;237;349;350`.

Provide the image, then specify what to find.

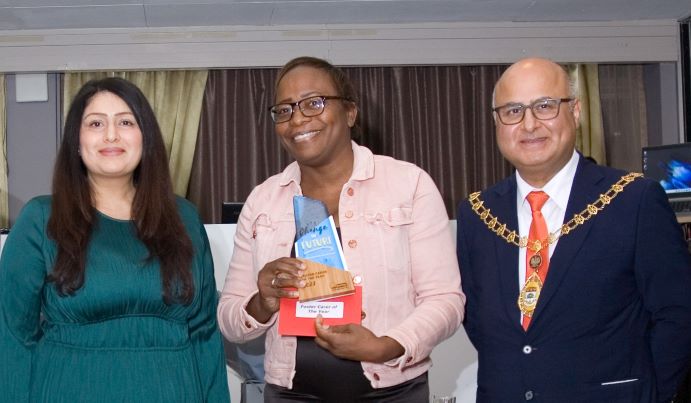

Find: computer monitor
642;143;691;196
221;202;244;224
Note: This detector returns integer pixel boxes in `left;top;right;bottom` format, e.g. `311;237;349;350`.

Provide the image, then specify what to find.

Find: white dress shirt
515;150;579;321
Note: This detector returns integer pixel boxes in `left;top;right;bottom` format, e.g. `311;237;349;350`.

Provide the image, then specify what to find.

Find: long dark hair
47;77;194;304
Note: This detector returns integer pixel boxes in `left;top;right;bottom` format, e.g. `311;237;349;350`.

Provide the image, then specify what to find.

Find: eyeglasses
268;95;349;124
493;98;574;125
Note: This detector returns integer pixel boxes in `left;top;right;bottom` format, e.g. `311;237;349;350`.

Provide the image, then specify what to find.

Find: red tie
522;191;550;330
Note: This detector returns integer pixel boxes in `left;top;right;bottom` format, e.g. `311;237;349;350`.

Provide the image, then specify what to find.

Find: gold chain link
468;172;643;253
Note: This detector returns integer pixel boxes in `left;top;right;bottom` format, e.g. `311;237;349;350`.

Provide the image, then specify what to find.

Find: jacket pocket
583;377;644;402
251;213;277;272
365;206;413;272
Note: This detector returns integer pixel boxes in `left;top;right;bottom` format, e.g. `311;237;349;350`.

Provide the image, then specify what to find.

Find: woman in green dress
0;77;229;402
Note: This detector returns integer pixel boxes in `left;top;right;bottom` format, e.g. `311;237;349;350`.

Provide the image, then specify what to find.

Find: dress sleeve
188;222;231;403
0;198;48;402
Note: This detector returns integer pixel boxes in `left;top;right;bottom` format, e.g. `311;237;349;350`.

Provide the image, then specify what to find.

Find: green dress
0;196;230;402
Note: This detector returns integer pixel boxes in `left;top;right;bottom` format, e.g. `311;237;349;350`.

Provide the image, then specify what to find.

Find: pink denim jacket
217;142;464;389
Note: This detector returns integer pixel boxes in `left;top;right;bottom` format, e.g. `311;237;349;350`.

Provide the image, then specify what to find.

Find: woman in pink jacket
217;56;464;402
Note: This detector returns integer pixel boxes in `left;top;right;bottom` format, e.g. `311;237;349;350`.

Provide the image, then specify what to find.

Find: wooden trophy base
298;259;355;302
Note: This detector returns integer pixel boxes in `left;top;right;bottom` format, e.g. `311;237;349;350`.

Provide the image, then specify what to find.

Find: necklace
468;172;642;317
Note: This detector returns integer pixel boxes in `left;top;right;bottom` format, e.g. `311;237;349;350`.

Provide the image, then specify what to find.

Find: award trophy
278;196;360;336
293;196;354;302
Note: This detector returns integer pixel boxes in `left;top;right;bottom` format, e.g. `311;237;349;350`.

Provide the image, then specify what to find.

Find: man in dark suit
456;57;691;402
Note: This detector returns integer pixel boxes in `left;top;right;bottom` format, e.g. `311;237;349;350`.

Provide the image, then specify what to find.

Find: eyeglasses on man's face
268;95;348;124
493;97;574;125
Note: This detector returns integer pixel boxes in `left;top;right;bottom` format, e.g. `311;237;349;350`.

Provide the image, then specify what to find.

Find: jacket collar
489;175;524;332
277;140;375;187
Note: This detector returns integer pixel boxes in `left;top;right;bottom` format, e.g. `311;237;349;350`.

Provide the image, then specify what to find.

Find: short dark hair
275;56;359;104
275;56;361;138
48;77;194;304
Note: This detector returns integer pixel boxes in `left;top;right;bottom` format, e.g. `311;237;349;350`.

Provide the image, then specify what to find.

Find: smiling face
273;65;357;168
494;58;581;187
78;91;143;184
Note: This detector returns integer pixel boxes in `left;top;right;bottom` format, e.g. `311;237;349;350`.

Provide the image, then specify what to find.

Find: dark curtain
187;68;289;223
348;65;510;218
188;65;510;223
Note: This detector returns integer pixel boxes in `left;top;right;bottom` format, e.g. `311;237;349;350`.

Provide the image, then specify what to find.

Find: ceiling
0;0;690;31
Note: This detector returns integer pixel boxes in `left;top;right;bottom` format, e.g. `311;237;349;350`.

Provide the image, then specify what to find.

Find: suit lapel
489;177;525;332
529;158;605;326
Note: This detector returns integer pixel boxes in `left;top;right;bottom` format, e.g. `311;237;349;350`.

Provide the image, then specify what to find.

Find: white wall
206;221;477;402
5;74;61;225
0;20;682;72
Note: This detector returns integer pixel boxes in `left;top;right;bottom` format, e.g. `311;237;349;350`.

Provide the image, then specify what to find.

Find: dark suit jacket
456;156;691;403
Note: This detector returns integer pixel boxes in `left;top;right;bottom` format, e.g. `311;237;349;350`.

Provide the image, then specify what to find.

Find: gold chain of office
468;172;643;253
